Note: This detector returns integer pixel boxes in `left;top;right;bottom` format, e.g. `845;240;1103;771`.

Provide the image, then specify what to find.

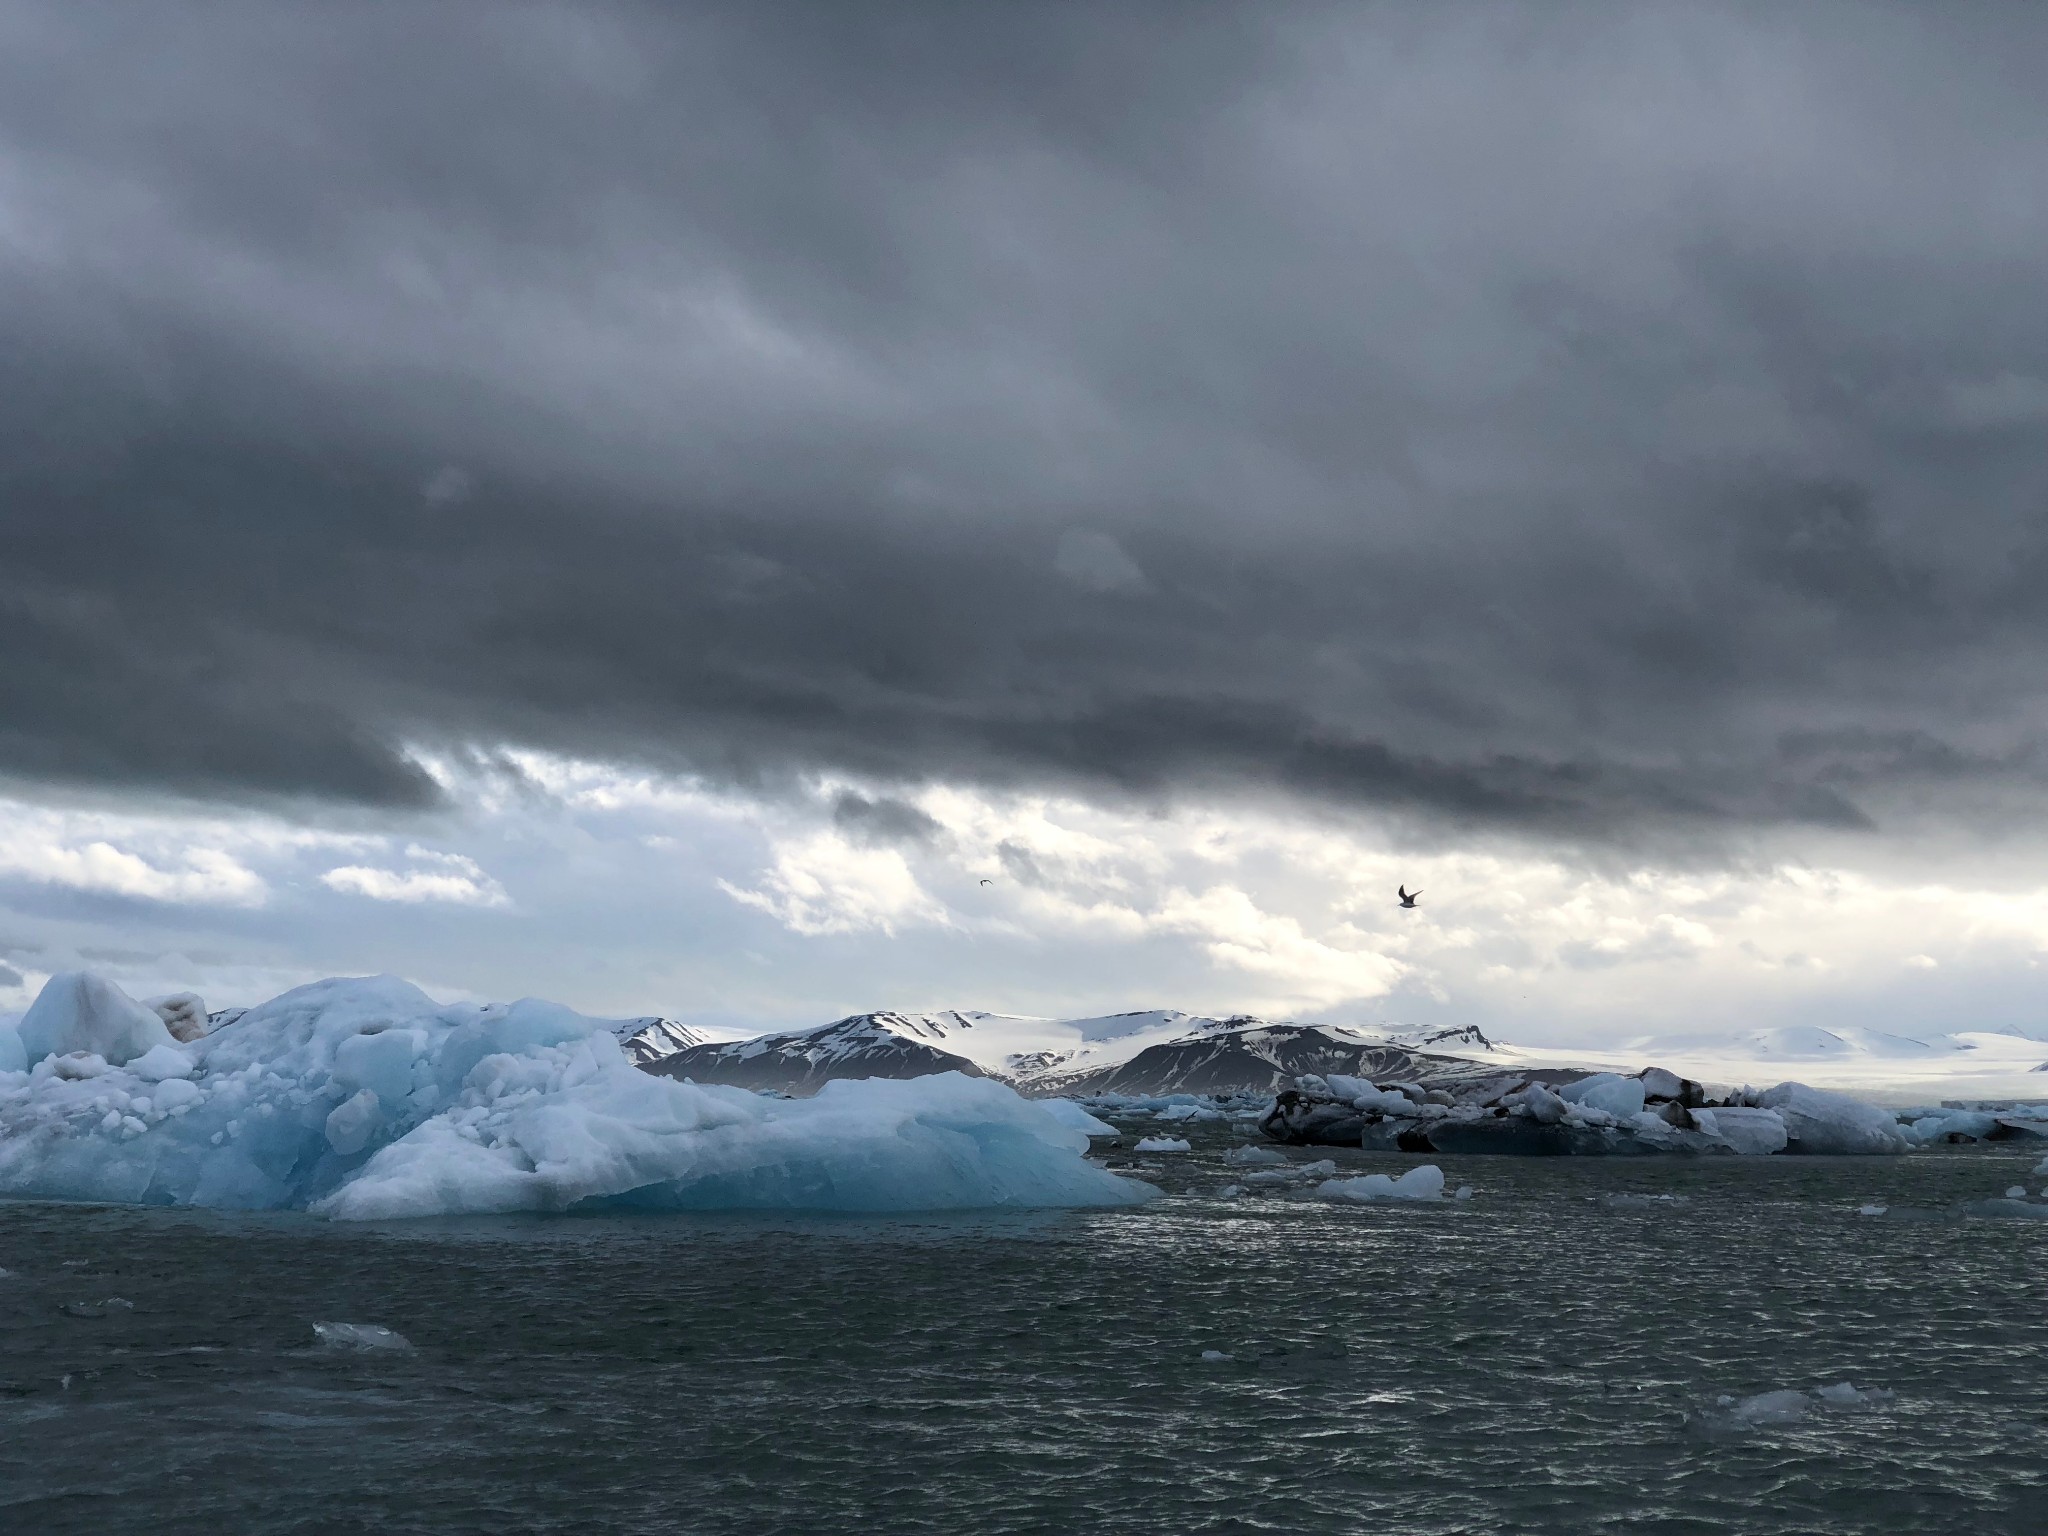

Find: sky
4;2;2048;1044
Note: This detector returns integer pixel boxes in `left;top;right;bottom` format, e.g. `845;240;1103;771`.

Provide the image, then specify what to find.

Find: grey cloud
2;3;2048;845
831;791;943;848
0;963;21;989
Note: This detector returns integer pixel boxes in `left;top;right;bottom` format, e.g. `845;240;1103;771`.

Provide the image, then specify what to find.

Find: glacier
0;973;1155;1219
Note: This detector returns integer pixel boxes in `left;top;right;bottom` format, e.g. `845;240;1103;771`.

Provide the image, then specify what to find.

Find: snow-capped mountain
646;1007;1503;1097
646;1010;990;1094
1028;1018;1511;1097
606;1016;720;1067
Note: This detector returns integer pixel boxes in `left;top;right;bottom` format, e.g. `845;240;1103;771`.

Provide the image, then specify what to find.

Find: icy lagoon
5;1133;2047;1535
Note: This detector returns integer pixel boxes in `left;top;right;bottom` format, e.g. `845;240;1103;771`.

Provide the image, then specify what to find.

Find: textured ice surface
1035;1099;1119;1137
1316;1164;1445;1202
1559;1073;1647;1120
0;974;1155;1219
1757;1083;1910;1154
1689;1106;1790;1156
15;972;174;1068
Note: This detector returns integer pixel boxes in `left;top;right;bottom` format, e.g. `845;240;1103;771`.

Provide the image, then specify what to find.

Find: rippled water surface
4;1136;2045;1535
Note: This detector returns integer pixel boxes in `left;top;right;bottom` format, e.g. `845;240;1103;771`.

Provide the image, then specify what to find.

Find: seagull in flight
979;878;993;887
1397;885;1421;909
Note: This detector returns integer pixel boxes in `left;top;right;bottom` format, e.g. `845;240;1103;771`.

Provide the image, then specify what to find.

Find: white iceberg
0;973;1156;1219
1756;1082;1910;1155
1689;1106;1789;1156
1315;1164;1445;1202
1558;1073;1647;1120
1133;1136;1192;1153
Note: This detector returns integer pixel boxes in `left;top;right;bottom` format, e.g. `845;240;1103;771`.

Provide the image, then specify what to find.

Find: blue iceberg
0;974;1155;1219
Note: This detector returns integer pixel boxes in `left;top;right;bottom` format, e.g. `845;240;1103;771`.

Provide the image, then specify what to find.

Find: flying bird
1397;885;1421;909
979;878;993;887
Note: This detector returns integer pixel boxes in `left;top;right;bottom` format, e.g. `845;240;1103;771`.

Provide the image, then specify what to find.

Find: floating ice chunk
2006;1185;2028;1200
1701;1383;1893;1431
1691;1106;1789;1156
1453;1185;1473;1200
1560;1073;1646;1120
1604;1192;1687;1208
1858;1204;1888;1216
1036;1099;1118;1137
1757;1083;1909;1155
1200;1349;1232;1362
1316;1164;1445;1203
313;1321;413;1352
1718;1389;1811;1426
1299;1159;1337;1177
1223;1144;1287;1166
1216;1184;1244;1198
1815;1382;1893;1408
2036;1155;2048;1176
1134;1136;1192;1153
18;973;174;1068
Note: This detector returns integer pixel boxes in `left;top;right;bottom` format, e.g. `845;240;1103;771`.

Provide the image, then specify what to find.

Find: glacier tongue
0;973;1155;1219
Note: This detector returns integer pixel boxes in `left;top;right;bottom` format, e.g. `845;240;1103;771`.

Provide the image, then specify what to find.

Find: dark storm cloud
4;1;2048;839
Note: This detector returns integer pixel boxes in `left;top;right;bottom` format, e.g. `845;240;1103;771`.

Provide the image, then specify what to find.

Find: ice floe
1315;1164;1445;1202
313;1321;413;1351
1262;1065;1910;1157
1696;1383;1894;1431
1133;1136;1192;1153
0;973;1156;1219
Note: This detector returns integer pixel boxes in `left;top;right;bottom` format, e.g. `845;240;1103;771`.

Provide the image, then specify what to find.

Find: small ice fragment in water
2005;1186;2028;1200
1453;1185;1473;1201
1815;1382;1893;1408
1200;1350;1232;1362
1714;1389;1811;1426
312;1321;414;1352
1133;1136;1191;1153
1316;1165;1445;1203
1216;1184;1244;1198
1858;1204;1887;1216
1223;1144;1287;1166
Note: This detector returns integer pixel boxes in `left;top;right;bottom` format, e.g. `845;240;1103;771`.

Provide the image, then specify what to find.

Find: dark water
3;1135;2045;1536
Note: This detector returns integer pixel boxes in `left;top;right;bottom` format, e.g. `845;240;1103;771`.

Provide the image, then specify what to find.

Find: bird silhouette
979;878;993;887
1397;885;1421;909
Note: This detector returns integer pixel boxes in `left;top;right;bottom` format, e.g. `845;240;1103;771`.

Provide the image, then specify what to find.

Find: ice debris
0;973;1157;1219
1134;1136;1192;1153
1315;1164;1445;1202
313;1321;414;1352
1223;1144;1287;1166
1264;1066;1904;1157
1697;1383;1894;1430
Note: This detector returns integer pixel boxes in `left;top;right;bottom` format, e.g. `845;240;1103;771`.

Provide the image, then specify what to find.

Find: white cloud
321;854;508;907
720;832;945;937
0;818;266;907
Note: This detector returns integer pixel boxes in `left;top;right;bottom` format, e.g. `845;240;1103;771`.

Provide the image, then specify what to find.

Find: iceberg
1755;1082;1910;1155
0;973;1155;1219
